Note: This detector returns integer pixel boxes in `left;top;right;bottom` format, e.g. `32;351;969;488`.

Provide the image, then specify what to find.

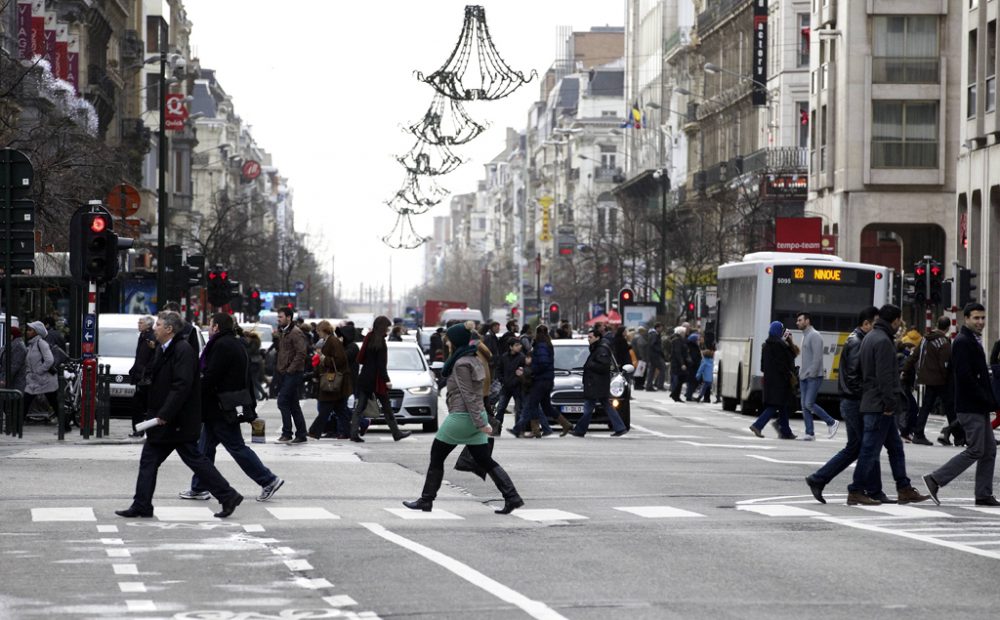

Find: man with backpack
905;316;953;446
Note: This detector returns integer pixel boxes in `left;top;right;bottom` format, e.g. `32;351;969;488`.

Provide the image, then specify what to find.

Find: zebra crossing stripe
737;504;826;517
31;507;95;521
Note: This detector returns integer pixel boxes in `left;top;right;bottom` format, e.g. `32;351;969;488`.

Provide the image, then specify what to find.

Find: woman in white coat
24;321;60;420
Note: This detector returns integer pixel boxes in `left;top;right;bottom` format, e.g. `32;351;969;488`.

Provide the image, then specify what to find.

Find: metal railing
697;0;750;35
742;147;808;174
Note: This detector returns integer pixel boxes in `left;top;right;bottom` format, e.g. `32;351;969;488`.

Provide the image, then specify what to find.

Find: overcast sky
183;1;624;303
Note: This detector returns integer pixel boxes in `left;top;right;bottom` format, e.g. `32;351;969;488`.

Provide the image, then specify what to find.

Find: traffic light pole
155;41;168;308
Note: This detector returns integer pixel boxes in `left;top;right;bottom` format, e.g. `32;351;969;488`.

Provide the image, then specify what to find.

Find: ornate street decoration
382;209;431;249
405;91;487;145
416;5;537;101
386;171;449;215
396;138;464;176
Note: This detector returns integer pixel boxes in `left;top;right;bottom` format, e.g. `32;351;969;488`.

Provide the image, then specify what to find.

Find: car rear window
99;328;138;358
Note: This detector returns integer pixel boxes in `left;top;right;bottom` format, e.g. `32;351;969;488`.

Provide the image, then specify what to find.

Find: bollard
251;418;266;443
1;388;24;438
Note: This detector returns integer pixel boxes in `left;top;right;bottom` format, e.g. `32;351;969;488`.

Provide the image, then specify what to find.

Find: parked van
438;308;483;327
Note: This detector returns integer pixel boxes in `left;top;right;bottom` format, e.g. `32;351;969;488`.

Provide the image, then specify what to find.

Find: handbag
634;360;647;378
319;353;344;394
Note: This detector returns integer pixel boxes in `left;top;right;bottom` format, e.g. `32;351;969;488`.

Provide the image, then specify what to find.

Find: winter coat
341;328;361;392
129;328;157;383
761;336;797;407
275;324;307;374
612;334;631;368
529;340;554;382
445;355;488;427
317;334;353;402
357;335;390;396
836;327;865;400
859;318;903;414
583;338;613;400
498;350;526;391
0;338;28;392
951;325;997;413
200;331;252;424
915;329;951;387
429;332;445;362
632;332;648;361
476;341;493;397
144;334;202;444
24;335;58;395
646;330;665;362
669;335;689;371
695;355;714;384
686;341;701;374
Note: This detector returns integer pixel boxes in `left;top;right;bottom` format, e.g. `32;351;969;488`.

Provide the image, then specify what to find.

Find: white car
349;341;439;432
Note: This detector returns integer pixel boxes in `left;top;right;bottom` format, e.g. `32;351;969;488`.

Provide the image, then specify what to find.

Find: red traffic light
549;303;559;313
287;303;294;308
687;302;696;311
89;216;107;233
622;291;632;301
915;266;926;276
220;271;228;280
251;290;260;299
930;265;942;277
208;271;217;280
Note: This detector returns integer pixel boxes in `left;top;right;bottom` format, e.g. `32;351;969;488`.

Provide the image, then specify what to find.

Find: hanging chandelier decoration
396;138;464;176
416;5;537;101
405;91;488;145
386;171;450;215
382;209;431;249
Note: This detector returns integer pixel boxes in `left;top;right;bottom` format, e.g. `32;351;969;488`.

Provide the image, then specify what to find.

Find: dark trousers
429;438;497;479
812;399;870;484
514;378;554;434
352;391;401;434
669;370;685;400
276;372;307;438
849;413;911;495
129;386;148;432
132;440;237;513
23;391;59;416
311;398;352;437
911;383;953;438
931;412;997;499
645;358;666;390
494;388;522;428
191;418;276;492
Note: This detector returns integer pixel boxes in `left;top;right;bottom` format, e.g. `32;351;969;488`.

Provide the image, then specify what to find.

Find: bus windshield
772;265;876;332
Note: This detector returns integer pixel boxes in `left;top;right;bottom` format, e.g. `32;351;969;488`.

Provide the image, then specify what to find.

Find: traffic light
618;287;635;309
928;260;943;305
69;205;132;284
548;302;560;324
913;260;928;303
685;300;696;321
958;267;978;307
207;268;232;307
246;288;262;317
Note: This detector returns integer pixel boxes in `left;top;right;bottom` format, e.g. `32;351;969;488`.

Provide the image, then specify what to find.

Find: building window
871;101;938;168
145;73;160;112
798;101;809;148
970;29;979;117
820;105;827;170
597;208;606;236
599;144;617;170
146;16;162;53
873;15;940;83
988;20;996;112
798;14;811;67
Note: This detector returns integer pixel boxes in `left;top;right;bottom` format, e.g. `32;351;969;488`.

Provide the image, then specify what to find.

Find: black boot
349;410;365;442
487;465;524;514
403;467;444;512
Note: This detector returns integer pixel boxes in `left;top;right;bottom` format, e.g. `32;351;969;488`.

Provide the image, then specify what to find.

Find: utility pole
155;21;168;307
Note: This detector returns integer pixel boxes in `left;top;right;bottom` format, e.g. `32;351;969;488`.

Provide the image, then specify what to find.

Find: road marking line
294;577;333;589
818;515;1000;560
112;564;139;575
243;524;266;532
31;507;95;522
284;559;313;571
118;582;146;593
106;549;131;558
966;540;1000;546
323;595;357;607
613;506;704;518
961;506;1000;515
361;522;569;620
510;509;588;522
272;547;296;556
679;440;774;450
100;538;124;545
746;454;843;466
856;505;953;518
154;506;215;521
627;424;703;439
125;600;156;612
383;507;464;520
97;525;119;533
266;507;340;520
737;504;826;517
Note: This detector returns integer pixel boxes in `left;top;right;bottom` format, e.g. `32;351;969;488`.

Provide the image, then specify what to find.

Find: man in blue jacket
924;303;999;506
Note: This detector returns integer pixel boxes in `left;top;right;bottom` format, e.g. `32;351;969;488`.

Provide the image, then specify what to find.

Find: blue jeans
849;412;911;494
495;388;522;428
514;379;554;434
800;377;835;435
276;372;307;438
192;418;277;492
309;399;352;437
751;405;793;437
811;399;875;485
573;397;626;435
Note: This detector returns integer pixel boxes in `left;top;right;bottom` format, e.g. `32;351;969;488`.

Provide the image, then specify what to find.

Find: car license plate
110;386;135;398
561;405;584;413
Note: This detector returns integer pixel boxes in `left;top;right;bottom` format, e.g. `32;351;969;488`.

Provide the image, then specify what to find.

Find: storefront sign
775;216;822;253
752;0;768;107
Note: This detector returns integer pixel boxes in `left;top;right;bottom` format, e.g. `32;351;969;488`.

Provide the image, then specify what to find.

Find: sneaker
276;435;292;443
801;434;815;441
846;491;881;506
178;489;211;501
257;477;285;502
897;486;931;504
827;420;840;440
922;474;940;506
749;425;763;438
805;476;826;504
289;436;307;444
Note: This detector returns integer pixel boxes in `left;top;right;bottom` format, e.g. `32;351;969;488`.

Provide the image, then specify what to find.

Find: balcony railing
664;26;692;58
742;147;808;174
697;0;749;35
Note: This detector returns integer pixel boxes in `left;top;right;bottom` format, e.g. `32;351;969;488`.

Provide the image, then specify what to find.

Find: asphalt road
2;390;998;619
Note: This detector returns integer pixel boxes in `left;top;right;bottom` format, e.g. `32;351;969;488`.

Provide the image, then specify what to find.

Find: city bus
715;252;892;416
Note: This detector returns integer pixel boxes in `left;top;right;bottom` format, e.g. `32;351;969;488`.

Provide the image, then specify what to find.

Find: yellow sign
813;268;842;281
540;201;552;241
538;195;554;208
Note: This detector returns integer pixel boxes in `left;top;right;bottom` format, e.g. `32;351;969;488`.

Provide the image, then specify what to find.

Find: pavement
1;390;999;619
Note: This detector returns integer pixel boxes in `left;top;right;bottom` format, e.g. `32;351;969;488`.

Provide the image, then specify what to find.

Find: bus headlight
407;386;433;395
610;376;626;398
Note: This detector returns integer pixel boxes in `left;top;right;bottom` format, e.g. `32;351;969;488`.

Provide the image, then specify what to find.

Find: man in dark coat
116;311;243;519
128;316;157;438
848;304;929;506
644;323;667;391
668;327;690;402
924;303;999;506
494;339;526;431
179;312;283;503
429;327;445;362
570;328;628;437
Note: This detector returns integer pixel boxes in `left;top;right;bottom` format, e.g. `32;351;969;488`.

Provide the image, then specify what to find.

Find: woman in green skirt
404;323;524;514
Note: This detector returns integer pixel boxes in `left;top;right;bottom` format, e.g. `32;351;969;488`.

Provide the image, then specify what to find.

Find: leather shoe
403;498;433;512
393;430;412;441
975;496;1000;506
897;486;930;504
115;507;153;518
846;492;881;506
214;494;243;518
805;476;826;504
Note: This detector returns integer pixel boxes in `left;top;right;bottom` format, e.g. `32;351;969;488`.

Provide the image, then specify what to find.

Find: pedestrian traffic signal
957;267;978;306
685;301;696;320
69;205;132;284
246;288;262;317
618;287;635;309
912;261;928;303
928;260;943;305
207;268;232;306
548;302;560;324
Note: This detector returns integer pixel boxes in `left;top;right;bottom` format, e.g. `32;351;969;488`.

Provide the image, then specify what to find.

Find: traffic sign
164;93;189;131
241;160;262;181
106;183;141;217
294;280;306;293
0;148;33;199
542;283;554;295
0;201;34;229
82;313;96;359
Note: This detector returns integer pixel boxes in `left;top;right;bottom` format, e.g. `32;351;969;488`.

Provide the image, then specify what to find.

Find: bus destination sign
774;265;864;285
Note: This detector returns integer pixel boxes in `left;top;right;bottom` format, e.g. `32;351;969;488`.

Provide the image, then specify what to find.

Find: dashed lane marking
243;523;266;532
361;522;569;620
118;582;146;593
626;423;703;439
510;509;588;522
613;506;704;518
746;454;834;466
383;507;464;520
97;525;118;533
266;507;340;520
323;595;357;607
112;564;139;575
106;549;131;558
155;506;216;521
125;600;156;612
31;507;95;521
284;559;314;571
737;504;827;517
857;505;956;518
295;577;334;589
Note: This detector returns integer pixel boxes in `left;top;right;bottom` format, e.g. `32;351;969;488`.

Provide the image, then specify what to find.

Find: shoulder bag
319;352;344;394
